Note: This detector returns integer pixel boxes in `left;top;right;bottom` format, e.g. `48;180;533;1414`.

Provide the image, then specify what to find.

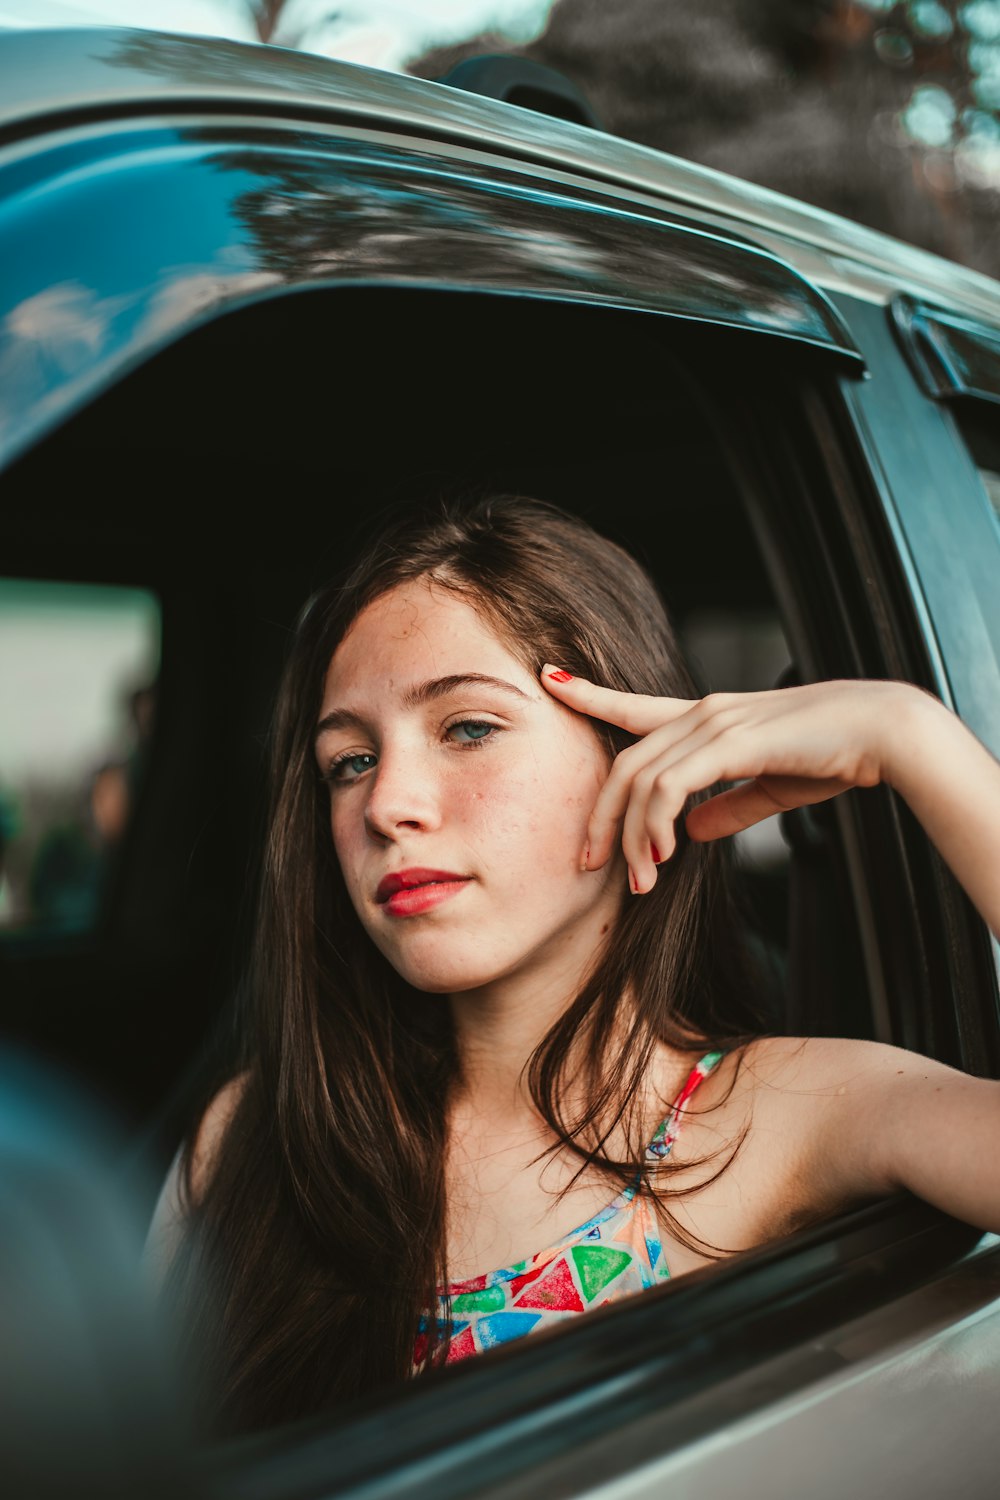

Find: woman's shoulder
191;1070;252;1202
718;1032;922;1156
723;1034;928;1229
143;1072;251;1283
736;1032;918;1100
669;1035;901;1242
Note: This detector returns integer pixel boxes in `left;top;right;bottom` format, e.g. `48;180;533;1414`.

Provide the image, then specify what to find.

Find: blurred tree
247;1;290;44
408;0;1000;278
244;0;345;48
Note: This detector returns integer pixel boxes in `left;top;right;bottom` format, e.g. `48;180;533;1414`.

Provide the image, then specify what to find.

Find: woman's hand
538;671;926;895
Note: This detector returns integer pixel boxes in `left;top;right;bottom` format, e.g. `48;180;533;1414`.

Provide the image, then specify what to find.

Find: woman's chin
376;941;512;996
396;961;501;996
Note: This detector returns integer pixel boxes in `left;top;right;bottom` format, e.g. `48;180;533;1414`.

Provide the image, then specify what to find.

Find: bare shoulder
681;1036;910;1239
663;1035;994;1258
731;1033;924;1153
740;1032;951;1103
143;1072;250;1282
734;1034;982;1223
190;1070;251;1203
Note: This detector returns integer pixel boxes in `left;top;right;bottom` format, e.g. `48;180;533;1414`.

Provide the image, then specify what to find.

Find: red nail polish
547;669;573;682
629;868;638;894
651;844;661;864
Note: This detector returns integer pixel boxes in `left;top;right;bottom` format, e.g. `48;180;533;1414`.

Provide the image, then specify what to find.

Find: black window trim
193;310;999;1499
890;295;1000;408
208;1202;986;1500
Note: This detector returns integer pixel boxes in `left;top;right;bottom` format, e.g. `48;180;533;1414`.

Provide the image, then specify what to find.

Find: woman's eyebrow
314;673;534;741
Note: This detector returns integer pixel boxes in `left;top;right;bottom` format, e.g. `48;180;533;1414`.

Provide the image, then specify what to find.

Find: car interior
0;289;866;1123
1;287;984;1469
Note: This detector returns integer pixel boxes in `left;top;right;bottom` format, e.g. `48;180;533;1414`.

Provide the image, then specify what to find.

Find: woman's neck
445;943;652;1130
446;942;605;1116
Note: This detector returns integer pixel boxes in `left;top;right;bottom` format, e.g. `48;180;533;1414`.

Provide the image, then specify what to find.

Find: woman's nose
363;745;443;840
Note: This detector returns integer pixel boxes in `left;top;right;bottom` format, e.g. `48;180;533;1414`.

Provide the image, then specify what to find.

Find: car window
0;284;944;1453
0;279;882;1068
0;286;865;1063
0;578;159;940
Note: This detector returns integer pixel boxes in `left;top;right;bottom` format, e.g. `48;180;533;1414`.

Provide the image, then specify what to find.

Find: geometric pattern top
414;1051;724;1368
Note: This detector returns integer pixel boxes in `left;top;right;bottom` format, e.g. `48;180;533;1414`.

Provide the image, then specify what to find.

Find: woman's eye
447;719;499;746
322;721;500;786
323;752;377;785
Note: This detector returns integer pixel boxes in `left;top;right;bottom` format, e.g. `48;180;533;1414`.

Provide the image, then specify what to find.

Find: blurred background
0;582;158;937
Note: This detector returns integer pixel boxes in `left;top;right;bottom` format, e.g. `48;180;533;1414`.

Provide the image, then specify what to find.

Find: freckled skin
316;579;628;1007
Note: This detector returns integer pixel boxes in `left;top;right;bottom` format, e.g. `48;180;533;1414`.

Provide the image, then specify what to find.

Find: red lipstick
376;867;472;918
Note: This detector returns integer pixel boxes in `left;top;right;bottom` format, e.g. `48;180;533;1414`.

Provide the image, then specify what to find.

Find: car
2;22;1000;1500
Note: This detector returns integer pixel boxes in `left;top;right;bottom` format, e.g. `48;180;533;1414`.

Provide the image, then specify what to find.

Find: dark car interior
1;288;878;1157
1;289;988;1491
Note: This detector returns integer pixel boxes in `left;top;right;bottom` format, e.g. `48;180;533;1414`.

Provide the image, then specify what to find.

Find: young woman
151;493;1000;1437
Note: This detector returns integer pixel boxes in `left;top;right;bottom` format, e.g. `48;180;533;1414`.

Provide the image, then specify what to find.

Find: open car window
5;282;982;1454
1;286;872;1068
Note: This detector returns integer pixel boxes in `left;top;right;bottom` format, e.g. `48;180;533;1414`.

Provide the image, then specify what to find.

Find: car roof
2;24;1000;328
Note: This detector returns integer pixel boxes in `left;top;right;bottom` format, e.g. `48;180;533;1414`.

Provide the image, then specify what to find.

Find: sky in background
0;0;557;71
0;581;160;783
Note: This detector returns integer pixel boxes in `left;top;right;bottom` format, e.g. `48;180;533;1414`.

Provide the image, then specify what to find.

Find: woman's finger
619;750;846;893
540;665;695;737
583;710;723;870
616;737;742;890
544;672;884;891
685;775;849;843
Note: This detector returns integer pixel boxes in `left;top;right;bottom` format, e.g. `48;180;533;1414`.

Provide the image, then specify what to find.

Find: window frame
207;1200;984;1500
184;306;998;1493
833;292;1000;1064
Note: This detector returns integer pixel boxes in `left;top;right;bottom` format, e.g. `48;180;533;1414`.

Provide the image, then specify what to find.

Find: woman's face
315;577;626;998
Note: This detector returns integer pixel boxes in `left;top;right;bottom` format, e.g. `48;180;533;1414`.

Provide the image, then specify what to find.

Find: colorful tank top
414;1050;724;1367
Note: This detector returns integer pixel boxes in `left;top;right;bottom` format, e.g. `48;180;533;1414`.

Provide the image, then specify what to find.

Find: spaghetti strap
418;1048;728;1368
645;1050;724;1161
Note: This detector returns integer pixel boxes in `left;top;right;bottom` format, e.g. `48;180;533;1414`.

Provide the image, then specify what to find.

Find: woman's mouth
376;868;473;918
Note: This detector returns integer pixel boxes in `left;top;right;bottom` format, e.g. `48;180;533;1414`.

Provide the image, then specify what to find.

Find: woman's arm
538;670;1000;1232
745;1034;1000;1236
539;672;1000;942
879;688;1000;941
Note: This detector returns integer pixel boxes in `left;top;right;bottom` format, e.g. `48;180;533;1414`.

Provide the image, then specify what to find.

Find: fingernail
629;867;638;894
547;669;573;682
651;844;662;864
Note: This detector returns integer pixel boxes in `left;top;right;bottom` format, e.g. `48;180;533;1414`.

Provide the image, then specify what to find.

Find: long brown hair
166;494;773;1436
